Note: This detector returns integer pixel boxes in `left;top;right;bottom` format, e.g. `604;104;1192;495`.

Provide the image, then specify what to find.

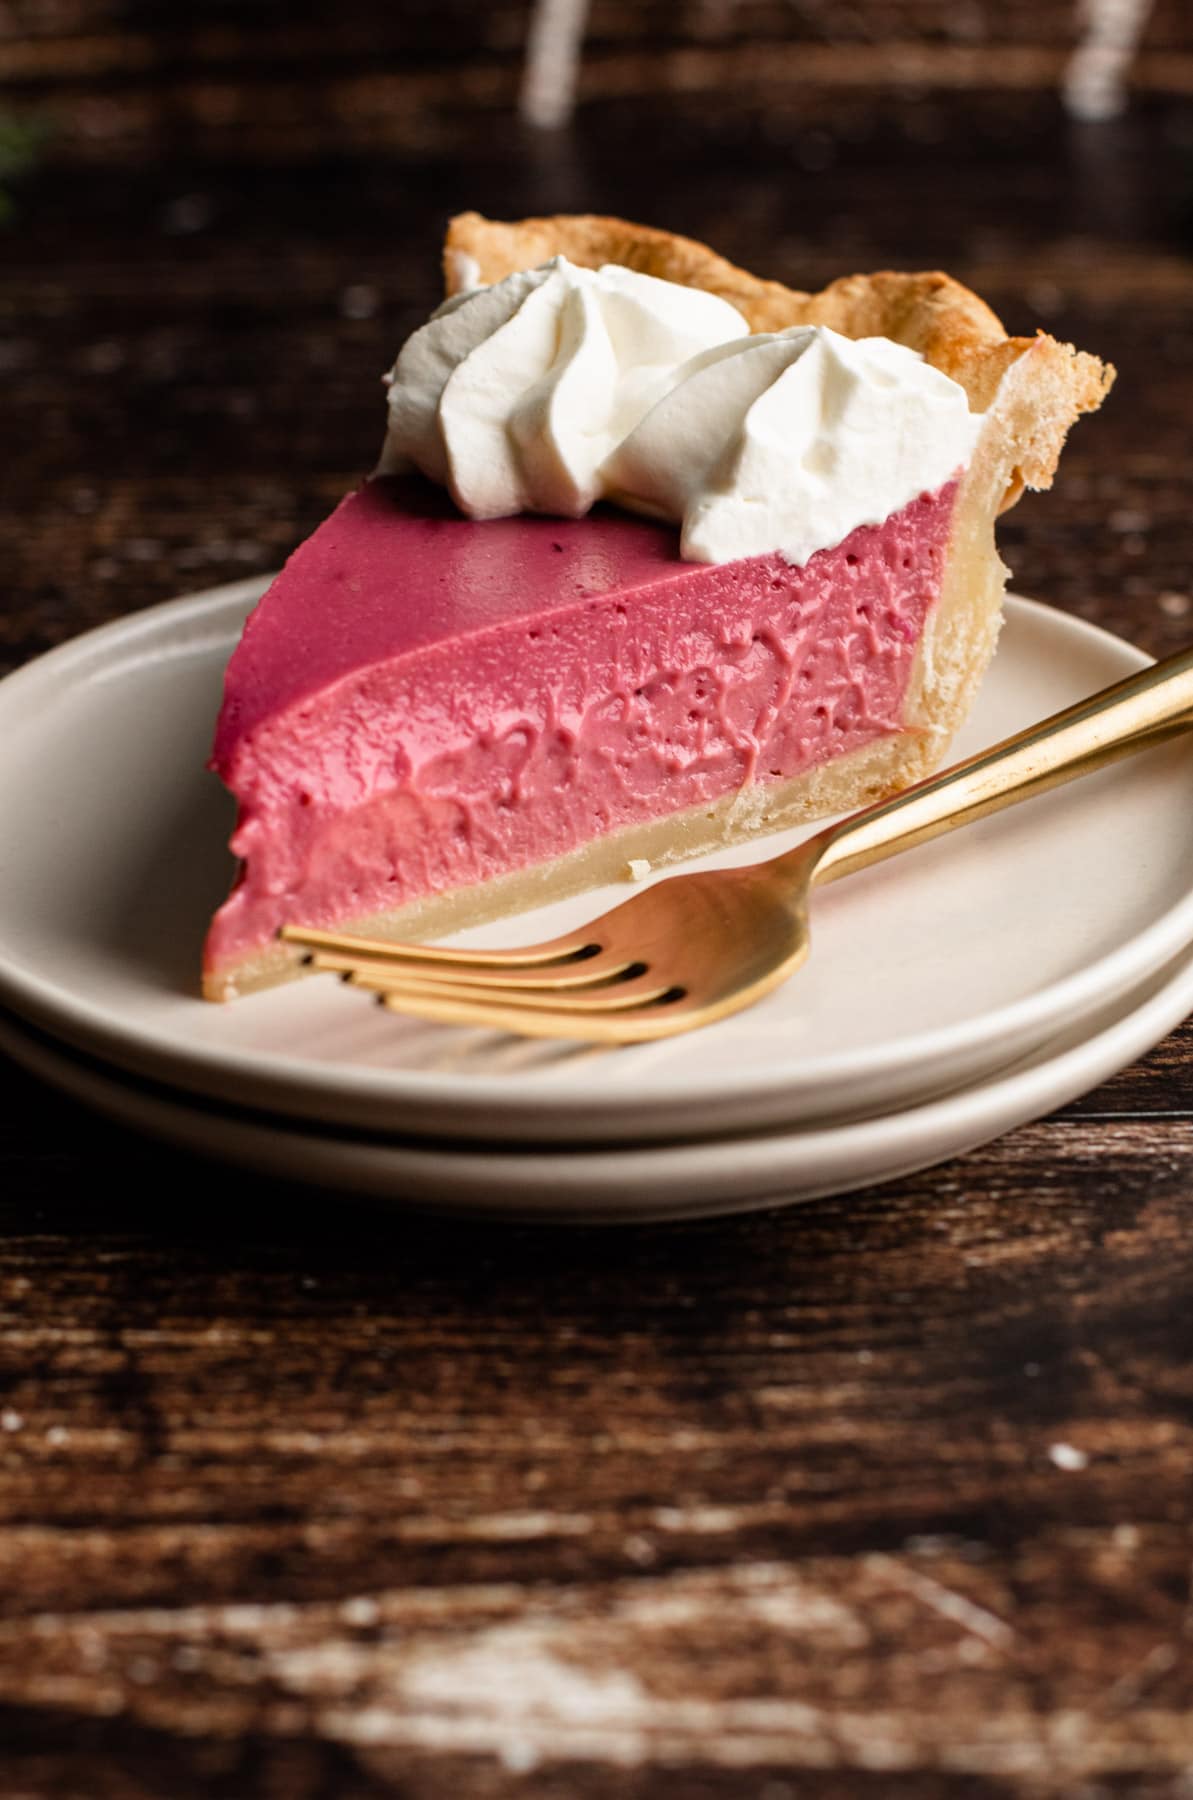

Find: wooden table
3;51;1193;1796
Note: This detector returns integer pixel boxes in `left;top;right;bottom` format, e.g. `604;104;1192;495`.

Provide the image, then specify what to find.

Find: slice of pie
203;214;1113;1000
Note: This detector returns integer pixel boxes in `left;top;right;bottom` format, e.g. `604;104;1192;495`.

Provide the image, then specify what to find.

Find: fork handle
800;642;1193;890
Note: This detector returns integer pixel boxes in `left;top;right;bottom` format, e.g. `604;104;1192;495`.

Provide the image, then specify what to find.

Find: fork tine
280;921;603;972
343;964;676;1013
305;946;643;992
376;986;696;1044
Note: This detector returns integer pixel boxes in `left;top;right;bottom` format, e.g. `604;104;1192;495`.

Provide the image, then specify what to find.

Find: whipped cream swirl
380;259;984;567
380;257;749;519
606;325;983;566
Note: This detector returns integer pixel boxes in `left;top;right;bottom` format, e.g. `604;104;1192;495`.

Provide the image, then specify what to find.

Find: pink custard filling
206;474;958;973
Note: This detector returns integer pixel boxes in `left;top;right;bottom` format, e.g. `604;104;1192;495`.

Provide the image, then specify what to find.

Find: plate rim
2;578;1191;1142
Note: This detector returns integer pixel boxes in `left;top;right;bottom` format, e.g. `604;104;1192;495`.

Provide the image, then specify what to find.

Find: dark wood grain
2;0;1192;166
3;10;1193;1794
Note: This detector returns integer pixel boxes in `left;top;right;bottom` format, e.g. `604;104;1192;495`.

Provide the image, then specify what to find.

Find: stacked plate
2;580;1192;1222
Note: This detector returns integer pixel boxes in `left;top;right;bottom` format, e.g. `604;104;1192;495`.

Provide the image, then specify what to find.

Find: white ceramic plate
3;941;1191;1223
0;581;1191;1145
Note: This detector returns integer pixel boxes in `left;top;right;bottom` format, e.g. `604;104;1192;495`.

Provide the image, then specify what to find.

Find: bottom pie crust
204;725;943;1000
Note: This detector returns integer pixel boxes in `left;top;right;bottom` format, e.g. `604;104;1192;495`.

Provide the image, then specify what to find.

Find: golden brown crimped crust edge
445;211;1114;506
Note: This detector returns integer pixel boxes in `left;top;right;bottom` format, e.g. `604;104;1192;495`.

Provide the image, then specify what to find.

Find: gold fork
281;644;1193;1043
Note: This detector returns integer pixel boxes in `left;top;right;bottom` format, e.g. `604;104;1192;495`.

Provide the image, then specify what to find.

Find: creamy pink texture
206;474;957;973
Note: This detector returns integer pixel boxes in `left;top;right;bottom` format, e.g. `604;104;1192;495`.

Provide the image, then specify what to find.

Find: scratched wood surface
4;7;1193;1794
